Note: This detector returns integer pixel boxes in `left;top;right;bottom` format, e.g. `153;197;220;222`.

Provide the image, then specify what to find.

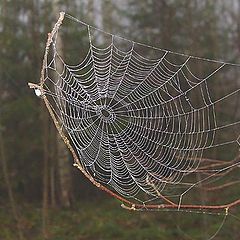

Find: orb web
36;12;240;212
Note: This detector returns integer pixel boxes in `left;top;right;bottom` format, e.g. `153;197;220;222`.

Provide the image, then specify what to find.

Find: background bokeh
0;0;240;239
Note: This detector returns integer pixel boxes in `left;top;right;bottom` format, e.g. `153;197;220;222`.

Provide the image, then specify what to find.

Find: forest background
0;0;240;239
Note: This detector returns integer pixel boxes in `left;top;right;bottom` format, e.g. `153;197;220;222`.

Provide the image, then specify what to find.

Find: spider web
38;13;240;211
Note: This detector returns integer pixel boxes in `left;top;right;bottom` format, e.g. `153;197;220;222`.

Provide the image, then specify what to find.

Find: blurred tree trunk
237;0;240;54
103;0;113;32
52;0;73;208
93;0;103;29
27;1;51;237
0;129;25;240
50;124;57;208
0;2;24;239
87;0;94;20
41;106;50;239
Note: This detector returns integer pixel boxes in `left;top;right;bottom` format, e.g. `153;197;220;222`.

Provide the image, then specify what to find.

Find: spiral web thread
34;12;240;212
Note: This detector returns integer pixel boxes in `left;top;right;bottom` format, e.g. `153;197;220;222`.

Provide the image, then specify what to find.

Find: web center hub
98;106;115;122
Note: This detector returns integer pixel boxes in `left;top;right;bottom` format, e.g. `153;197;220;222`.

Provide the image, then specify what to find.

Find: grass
0;198;240;240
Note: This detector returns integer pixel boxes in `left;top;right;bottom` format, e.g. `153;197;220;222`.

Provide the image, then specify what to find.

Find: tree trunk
52;0;73;208
0;128;25;240
41;105;50;239
50;123;57;208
